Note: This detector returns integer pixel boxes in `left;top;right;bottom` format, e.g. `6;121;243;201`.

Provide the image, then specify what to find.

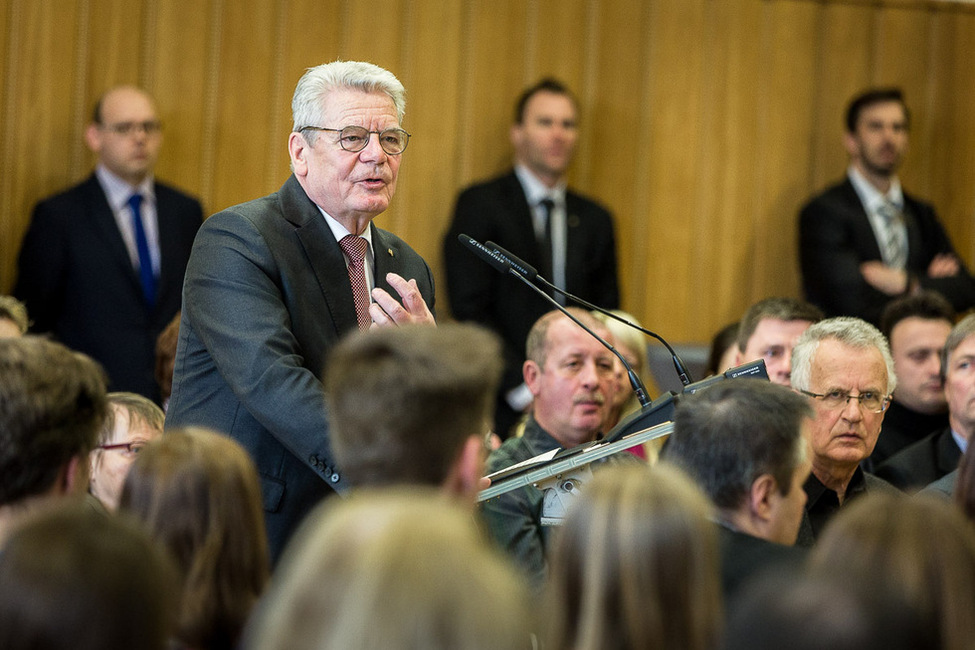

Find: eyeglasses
97;441;148;456
798;389;890;413
100;120;162;136
298;125;410;155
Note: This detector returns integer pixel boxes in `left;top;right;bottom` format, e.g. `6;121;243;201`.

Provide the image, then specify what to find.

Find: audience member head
809;492;975;650
724;570;934;650
324;323;502;500
955;439;975;523
707;321;740;376
154;311;181;408
791;317;895;492
941;313;975;442
735;297;823;386
245;488;532;650
88;392;165;511
120;427;269;650
86;86;162;186
0;337;107;540
665;380;813;545
544;464;722;650
844;87;910;183
511;77;579;187
0;504;178;650
880;291;954;415
592;309;651;429
525;309;616;447
0;295;29;338
292;60;406;134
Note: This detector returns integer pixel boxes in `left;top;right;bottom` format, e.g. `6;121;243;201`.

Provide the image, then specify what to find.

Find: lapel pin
388;248;394;257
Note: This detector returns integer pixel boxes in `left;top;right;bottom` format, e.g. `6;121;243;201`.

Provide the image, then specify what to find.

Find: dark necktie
127;193;156;306
339;235;371;330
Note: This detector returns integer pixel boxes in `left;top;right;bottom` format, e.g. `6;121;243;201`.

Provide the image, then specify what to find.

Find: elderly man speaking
167;61;435;561
790;317;900;547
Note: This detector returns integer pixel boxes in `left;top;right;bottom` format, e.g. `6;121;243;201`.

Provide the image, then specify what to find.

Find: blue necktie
127;193;156;306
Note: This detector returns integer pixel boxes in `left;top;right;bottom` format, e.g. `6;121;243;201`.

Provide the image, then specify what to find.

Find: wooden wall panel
3;0;975;348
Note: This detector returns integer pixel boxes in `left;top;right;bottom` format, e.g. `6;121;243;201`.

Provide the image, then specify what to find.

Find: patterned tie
339;235;371;330
878;200;908;270
127;193;156;306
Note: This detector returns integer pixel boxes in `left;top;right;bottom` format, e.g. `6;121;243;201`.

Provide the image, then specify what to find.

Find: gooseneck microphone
457;233;651;409
483;240;694;386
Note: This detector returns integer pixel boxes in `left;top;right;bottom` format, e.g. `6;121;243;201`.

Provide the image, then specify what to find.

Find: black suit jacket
443;171;619;409
14;174;202;401
718;525;806;604
799;178;975;324
874;427;962;493
166;175;435;561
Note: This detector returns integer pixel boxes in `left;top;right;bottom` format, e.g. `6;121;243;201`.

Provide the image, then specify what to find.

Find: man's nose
841;395;864;421
359;133;387;162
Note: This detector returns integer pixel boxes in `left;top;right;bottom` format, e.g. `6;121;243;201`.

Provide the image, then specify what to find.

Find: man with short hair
799;87;975;325
664;380;812;600
734;297;823;386
89;392;165;511
875;313;975;492
870;291;954;467
0;296;28;338
443;78;619;438
0;337;108;544
15;86;202;403
324;323;503;502
167;61;435;561
480;308;617;586
790;317;899;546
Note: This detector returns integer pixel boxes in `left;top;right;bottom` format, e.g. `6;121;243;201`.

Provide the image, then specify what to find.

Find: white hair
791;317;897;395
291;60;406;138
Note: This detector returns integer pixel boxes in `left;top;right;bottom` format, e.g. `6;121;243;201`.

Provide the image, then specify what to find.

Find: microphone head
457;234;512;274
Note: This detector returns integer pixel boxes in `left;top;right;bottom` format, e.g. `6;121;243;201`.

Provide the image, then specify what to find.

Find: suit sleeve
589;207;620;309
14;201;67;334
912;204;975;313
180;211;333;468
798;198;889;322
443;188;502;327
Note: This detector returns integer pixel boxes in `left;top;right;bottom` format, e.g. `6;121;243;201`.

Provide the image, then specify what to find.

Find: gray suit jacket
166;175;434;560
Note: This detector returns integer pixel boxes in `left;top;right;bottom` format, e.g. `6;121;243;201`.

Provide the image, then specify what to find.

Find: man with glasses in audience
167;61;435;562
443;78;620;439
15;86;202;404
790;317;900;546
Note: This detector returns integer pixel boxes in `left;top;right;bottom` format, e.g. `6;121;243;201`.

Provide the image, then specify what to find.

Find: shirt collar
847;165;903;212
804;465;868;507
95;164;155;211
317;207;375;252
514;164;566;207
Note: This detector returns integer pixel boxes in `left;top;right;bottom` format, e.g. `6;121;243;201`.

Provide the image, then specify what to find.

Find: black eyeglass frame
797;388;891;414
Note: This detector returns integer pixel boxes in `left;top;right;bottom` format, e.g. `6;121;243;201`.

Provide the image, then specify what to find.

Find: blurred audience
543;464;722;650
877;312;974;491
809;492;975;650
0;295;29;338
324;323;502;502
154;311;181;411
245;489;533;650
120;427;269;650
870;291;954;468
89;392;165;511
790;317;899;546
664;380;811;602
0;505;178;650
0;336;107;544
733;297;823;387
706;321;739;376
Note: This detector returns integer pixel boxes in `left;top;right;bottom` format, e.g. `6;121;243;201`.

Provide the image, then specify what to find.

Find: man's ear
843;131;859;158
442;435;485;501
523;360;541;396
288;132;309;177
85;123;102;154
749;473;777;524
60;455;90;496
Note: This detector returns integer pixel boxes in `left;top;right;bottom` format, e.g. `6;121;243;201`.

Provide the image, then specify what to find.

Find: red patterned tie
339;235;371;330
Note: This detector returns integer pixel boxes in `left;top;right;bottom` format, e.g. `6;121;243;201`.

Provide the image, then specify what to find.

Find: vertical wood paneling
3;0;975;347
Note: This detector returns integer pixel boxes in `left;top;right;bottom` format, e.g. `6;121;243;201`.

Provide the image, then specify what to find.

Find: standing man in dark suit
166;61;435;561
15;86;202;403
876;313;975;492
799;88;975;325
443;78;619;438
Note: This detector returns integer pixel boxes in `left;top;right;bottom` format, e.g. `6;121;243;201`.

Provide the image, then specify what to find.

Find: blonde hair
543;463;723;650
247;489;533;650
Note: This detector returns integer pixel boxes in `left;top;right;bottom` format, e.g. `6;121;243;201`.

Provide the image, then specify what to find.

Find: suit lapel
282;177;359;337
501;173;542;265
84;176;146;298
936;429;962;474
839;179;884;260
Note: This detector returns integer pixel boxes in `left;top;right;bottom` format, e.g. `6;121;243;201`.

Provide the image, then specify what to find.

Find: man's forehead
948;334;975;362
321;89;398;123
748;318;811;345
857;101;906;126
812;339;887;384
524;91;576;119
